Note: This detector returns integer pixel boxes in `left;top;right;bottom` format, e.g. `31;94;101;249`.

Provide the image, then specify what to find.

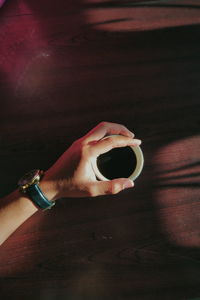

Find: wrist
18;170;56;210
39;175;60;202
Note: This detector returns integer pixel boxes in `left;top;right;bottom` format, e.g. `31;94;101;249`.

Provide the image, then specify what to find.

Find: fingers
88;178;134;197
90;135;141;157
83;121;134;142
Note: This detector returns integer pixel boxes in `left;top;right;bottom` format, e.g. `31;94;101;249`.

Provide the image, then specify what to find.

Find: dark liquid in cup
97;146;137;180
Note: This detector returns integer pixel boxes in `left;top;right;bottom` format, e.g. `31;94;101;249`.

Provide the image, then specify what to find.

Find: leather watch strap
26;184;55;210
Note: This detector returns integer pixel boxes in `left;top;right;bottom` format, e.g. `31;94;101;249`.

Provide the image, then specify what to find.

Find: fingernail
134;139;142;145
123;180;134;189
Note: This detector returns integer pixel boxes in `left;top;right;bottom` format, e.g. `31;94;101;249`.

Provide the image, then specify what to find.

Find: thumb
89;178;134;197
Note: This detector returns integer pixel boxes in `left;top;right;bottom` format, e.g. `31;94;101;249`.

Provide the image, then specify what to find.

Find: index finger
83;122;134;142
90;135;141;157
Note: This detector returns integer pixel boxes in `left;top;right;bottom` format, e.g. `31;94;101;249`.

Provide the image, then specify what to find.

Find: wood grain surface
0;0;200;299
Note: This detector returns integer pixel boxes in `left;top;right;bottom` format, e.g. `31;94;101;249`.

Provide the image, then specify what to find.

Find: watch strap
26;184;55;210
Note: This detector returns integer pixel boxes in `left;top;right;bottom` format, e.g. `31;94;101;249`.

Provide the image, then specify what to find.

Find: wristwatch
18;169;55;210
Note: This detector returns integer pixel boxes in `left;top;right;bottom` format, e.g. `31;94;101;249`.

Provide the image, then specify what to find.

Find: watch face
18;169;41;186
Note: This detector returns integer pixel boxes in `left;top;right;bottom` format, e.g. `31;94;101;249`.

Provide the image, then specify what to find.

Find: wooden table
0;1;200;299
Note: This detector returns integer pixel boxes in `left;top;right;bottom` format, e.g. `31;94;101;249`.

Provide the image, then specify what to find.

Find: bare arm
0;122;141;245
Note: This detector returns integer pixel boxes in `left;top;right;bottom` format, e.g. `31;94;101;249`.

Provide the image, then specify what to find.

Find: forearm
0;176;59;246
0;190;38;246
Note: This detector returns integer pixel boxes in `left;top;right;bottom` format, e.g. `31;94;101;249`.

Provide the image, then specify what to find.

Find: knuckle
84;141;97;157
78;137;87;146
81;144;89;158
99;121;109;127
87;185;97;197
108;181;120;195
104;136;114;146
73;138;88;157
72;139;88;157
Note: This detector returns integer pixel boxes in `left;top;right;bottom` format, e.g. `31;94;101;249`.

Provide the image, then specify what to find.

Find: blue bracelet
26;184;55;210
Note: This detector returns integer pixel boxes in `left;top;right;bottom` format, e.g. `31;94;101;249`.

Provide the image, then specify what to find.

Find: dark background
0;0;200;299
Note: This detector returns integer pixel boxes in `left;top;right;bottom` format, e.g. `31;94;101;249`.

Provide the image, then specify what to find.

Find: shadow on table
0;1;200;299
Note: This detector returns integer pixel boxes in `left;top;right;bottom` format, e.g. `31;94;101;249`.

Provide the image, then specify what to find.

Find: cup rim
92;144;144;181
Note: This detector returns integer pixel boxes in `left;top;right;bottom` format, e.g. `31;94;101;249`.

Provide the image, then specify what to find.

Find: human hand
41;122;141;200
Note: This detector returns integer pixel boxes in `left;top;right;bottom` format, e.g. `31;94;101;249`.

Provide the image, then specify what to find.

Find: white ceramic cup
92;135;144;181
